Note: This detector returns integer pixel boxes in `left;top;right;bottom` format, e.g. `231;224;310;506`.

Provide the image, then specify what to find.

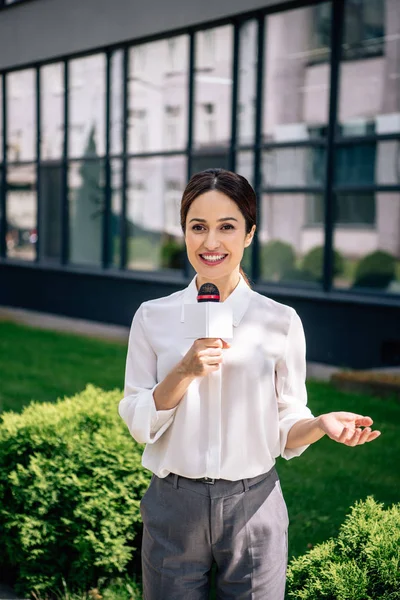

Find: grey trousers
140;466;289;599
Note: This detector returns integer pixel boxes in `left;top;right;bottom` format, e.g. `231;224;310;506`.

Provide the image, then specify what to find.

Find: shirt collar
180;274;252;327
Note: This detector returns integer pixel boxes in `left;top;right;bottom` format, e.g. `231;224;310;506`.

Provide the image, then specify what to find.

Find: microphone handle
207;367;222;478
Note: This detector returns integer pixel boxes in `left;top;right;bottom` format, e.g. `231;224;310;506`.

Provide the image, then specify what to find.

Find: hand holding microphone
181;283;231;378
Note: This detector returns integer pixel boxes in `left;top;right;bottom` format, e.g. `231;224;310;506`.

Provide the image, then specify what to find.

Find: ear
244;225;256;248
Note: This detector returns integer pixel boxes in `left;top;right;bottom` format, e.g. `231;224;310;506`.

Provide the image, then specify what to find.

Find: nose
204;230;221;250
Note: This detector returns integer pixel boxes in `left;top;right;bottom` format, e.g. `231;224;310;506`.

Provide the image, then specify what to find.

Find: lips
199;253;228;266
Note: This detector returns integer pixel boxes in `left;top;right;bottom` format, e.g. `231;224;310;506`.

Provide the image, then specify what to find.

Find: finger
354;416;373;427
338;426;350;444
366;430;381;442
199;348;222;357
356;427;371;445
346;428;363;447
221;339;231;349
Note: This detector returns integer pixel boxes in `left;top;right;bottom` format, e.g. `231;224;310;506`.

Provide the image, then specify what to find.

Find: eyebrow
188;217;239;223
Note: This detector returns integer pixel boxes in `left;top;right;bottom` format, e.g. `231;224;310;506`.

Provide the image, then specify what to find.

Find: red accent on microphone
197;294;220;301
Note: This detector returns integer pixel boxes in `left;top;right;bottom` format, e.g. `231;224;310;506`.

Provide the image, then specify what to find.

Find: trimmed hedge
286;497;400;599
302;245;344;281
261;240;295;280
353;250;396;289
0;385;149;597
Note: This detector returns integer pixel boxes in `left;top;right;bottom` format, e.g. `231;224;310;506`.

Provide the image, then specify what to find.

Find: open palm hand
318;412;381;446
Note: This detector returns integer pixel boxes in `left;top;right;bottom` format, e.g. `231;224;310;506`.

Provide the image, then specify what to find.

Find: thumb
221;339;231;349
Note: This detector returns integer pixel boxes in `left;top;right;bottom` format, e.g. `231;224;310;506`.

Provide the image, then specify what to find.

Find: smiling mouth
199;254;228;265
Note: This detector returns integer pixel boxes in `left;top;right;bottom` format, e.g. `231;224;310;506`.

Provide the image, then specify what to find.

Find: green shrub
160;237;185;270
286;497;400;599
0;385;149;597
302;246;344;281
353;250;396;289
261;240;295;280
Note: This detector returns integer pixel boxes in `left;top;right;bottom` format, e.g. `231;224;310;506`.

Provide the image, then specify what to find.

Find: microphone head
197;282;220;303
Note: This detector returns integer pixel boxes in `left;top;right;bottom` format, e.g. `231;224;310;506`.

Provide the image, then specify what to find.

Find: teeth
201;254;226;262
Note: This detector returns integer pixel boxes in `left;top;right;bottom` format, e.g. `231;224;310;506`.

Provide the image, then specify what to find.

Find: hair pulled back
180;168;257;285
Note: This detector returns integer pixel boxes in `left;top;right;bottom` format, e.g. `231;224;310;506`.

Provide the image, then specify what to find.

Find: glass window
41;63;64;160
128;36;189;154
237;20;257;145
7;164;37;260
110;51;123;156
7;70;36;162
333;192;400;294
39;163;63;263
263;146;326;188
338;0;400;135
260;193;324;285
335;142;376;186
263;4;331;143
194;26;233;150
68;159;105;266
110;159;123;267
126;155;186;271
236;151;254;187
69;55;106;158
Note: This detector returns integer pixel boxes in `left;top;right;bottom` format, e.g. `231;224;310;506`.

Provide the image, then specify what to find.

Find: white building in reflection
4;0;400;283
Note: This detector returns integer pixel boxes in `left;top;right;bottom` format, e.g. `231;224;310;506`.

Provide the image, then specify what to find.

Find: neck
196;270;241;302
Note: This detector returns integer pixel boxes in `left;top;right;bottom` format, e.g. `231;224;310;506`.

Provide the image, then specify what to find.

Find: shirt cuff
279;411;314;460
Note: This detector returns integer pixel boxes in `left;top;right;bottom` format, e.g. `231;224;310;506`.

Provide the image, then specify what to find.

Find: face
184;190;255;288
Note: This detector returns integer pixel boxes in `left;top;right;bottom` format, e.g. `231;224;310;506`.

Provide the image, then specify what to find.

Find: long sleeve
119;304;177;444
275;309;313;460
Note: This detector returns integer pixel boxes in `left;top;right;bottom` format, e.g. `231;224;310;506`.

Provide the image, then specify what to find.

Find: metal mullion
186;32;195;182
335;133;400;146
262;139;327;150
229;22;240;172
334;184;400;194
126;149;186;160
35;66;41;262
61;59;69;265
184;32;196;279
120;48;129;270
103;50;112;269
0;74;6;258
251;15;265;283
263;186;324;195
322;0;345;293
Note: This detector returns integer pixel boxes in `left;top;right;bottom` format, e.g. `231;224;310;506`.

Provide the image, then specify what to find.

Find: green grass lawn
0;319;399;562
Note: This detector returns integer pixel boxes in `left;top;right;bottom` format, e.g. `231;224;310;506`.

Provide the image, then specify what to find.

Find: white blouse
119;275;313;480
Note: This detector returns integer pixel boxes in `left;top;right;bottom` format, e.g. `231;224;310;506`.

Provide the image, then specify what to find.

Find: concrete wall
0;0;287;70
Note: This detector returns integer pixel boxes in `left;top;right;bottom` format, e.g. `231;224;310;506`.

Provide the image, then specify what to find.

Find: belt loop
173;473;179;489
243;478;249;492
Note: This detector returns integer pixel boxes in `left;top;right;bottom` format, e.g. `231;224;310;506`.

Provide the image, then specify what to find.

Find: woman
119;168;381;600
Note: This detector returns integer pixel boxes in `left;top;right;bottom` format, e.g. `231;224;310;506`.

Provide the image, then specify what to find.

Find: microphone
197;282;220;303
183;281;233;340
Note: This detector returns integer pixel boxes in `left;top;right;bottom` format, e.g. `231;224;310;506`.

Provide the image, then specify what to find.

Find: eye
192;224;206;231
221;223;235;230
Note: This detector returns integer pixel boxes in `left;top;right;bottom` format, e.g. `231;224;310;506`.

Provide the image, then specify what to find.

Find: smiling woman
119;168;381;600
181;168;256;300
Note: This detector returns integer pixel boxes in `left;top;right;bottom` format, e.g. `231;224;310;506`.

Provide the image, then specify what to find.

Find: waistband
163;466;277;496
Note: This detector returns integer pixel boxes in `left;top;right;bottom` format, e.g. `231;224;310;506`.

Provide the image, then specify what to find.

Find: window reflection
126;156;186;271
69;159;105;266
338;0;399;136
110;159;123;267
237;21;257;145
128;36;189;153
333;192;400;293
69;55;106;158
7;164;37;261
263;4;331;143
110;51;123;156
260;193;323;285
0;77;3;162
41;63;64;160
194;26;233;149
39;164;63;262
7;70;36;162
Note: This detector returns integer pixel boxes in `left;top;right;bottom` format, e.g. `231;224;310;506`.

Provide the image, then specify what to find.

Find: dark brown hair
180;168;257;286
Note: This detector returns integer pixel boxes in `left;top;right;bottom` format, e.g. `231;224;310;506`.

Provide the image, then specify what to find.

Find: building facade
0;0;399;368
